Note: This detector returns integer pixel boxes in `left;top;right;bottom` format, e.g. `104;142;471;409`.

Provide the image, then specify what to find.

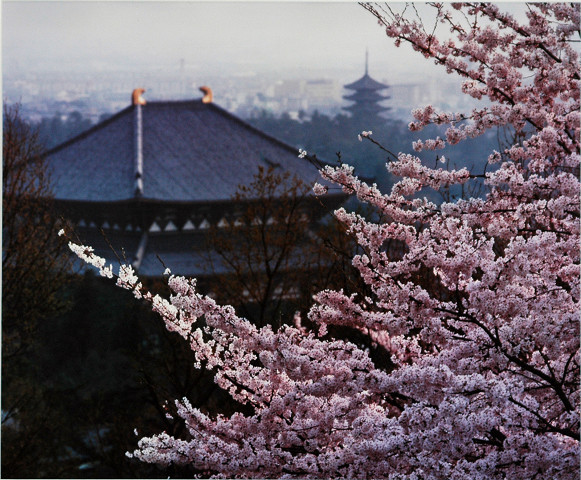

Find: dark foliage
2;104;74;477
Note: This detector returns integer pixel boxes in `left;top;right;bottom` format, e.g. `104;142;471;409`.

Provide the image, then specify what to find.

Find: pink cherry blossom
68;3;579;478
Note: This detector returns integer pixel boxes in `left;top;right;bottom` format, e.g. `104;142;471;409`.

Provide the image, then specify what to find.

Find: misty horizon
3;2;458;84
2;2;528;124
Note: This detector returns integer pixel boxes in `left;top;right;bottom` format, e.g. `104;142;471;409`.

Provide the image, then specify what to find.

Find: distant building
343;52;390;121
304;79;342;114
45;88;345;278
269;78;341;117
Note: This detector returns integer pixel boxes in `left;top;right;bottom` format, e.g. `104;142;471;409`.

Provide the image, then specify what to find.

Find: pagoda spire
365;48;369;75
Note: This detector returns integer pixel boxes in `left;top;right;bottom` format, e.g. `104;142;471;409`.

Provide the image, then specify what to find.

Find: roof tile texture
46;100;319;203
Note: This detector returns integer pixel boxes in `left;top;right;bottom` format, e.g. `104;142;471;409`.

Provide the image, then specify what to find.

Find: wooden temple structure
45;88;345;278
343;52;391;121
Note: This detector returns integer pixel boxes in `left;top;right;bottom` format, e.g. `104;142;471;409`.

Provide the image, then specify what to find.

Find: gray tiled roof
46;108;135;201
45;100;322;203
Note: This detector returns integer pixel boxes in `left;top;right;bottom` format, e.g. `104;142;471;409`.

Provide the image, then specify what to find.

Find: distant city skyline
3;2;528;123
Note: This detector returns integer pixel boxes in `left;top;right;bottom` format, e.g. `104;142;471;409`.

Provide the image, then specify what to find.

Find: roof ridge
204;101;334;169
209;102;298;153
43;105;135;157
138;99;200;106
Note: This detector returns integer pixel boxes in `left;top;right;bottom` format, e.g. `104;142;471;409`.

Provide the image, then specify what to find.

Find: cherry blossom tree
65;3;579;478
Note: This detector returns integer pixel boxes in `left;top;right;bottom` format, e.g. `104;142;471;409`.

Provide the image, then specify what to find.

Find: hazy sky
3;2;531;86
2;1;454;83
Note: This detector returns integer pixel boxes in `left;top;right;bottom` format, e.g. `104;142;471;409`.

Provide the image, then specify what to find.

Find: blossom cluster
358;130;373;141
312;182;328;196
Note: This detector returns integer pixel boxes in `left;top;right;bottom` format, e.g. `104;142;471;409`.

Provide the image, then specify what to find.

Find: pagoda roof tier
344;73;389;92
45;99;322;204
343;90;390;103
343;103;391;115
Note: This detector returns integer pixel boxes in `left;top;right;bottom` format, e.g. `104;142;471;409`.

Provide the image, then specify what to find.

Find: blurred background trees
2;104;74;476
205;166;349;328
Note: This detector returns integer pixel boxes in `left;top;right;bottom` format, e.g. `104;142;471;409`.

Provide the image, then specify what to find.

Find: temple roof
344;73;389;92
343;103;389;115
343;89;390;103
45;99;321;203
46;94;348;278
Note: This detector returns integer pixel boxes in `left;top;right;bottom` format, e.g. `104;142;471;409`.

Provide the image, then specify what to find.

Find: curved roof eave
42;105;135;158
344;74;389;91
